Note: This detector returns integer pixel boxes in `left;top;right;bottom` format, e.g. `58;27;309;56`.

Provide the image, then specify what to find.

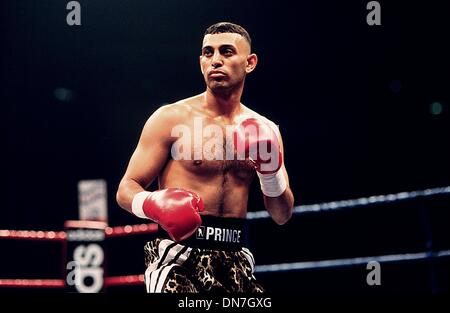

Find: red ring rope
0;223;158;240
0;223;157;289
0;274;145;288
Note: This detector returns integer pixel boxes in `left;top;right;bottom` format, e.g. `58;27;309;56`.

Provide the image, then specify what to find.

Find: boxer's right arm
117;105;204;241
116;105;177;213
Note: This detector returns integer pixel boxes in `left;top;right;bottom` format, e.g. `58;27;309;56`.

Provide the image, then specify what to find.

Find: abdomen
159;159;253;217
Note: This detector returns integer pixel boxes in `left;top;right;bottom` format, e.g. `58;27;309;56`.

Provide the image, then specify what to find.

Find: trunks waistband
156;215;247;251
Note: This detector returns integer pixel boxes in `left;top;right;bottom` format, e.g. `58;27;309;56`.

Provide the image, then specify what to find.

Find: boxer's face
200;33;257;93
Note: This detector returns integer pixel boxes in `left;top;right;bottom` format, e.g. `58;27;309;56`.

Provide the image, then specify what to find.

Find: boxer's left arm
261;125;294;225
234;117;294;224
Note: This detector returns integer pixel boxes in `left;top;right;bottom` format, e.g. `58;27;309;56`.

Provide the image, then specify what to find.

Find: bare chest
170;117;256;179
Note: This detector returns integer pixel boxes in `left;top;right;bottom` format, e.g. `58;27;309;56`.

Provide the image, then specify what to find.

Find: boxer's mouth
209;70;227;78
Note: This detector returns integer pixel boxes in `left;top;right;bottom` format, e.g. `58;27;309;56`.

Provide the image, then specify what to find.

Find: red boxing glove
131;188;204;241
234;118;287;197
233;117;283;174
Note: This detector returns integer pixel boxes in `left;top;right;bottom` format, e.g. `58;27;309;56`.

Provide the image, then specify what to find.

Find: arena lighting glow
389;80;401;93
54;87;74;102
430;102;443;115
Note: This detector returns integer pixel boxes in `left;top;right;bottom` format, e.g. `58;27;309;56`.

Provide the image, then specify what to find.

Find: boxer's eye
202;48;213;57
221;47;235;56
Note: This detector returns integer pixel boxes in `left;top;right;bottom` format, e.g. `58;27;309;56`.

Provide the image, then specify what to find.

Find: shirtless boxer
116;22;294;293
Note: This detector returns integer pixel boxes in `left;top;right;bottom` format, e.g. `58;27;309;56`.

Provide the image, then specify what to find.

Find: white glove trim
257;168;287;197
131;191;152;219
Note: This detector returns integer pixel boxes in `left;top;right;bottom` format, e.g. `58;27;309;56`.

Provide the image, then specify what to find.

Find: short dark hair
204;22;251;48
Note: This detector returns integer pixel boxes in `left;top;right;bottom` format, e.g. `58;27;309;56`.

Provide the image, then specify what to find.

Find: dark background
1;0;449;293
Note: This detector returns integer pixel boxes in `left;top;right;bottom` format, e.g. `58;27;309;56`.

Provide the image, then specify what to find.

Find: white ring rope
255;249;450;273
248;186;450;273
247;186;450;220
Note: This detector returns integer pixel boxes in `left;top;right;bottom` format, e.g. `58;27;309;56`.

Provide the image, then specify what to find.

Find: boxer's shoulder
153;102;190;121
146;97;198;129
158;94;206;120
139;102;193;146
238;105;279;132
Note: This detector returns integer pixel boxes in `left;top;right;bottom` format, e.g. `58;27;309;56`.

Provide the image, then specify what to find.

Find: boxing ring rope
256;250;450;273
0;277;146;289
248;185;450;273
247;186;450;219
0;224;158;241
0;279;65;288
0;223;156;289
0;230;66;241
1;186;449;290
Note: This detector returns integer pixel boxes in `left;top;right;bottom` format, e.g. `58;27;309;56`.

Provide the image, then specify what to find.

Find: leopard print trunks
143;216;264;293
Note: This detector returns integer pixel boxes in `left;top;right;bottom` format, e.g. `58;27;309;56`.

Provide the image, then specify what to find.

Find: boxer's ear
246;54;258;74
199;55;204;75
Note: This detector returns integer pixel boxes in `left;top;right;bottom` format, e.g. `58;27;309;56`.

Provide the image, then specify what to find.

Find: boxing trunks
143;215;264;293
